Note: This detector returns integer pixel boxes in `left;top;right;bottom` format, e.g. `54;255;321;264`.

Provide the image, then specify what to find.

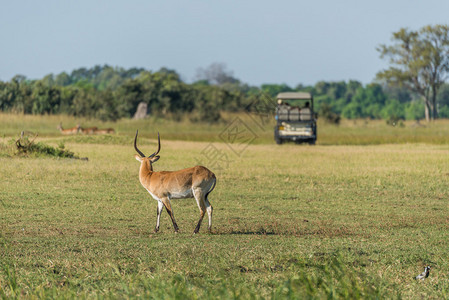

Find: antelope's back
165;165;214;181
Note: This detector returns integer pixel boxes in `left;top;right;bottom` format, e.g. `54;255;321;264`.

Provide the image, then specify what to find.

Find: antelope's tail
205;176;217;199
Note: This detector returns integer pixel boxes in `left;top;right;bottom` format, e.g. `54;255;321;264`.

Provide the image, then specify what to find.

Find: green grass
1;114;449;298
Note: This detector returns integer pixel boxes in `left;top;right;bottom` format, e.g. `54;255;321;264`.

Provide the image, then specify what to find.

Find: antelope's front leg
162;198;179;233
154;201;164;233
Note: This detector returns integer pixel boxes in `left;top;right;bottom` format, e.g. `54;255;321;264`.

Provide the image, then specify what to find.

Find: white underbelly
169;189;193;199
145;188;193;201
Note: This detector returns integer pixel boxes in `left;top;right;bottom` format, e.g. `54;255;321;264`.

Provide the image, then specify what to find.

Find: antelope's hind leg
154;201;164;233
205;197;213;233
204;179;215;233
193;188;207;234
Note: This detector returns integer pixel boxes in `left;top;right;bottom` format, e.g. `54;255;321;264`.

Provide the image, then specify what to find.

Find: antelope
134;130;216;234
57;123;80;135
79;126;98;134
94;128;115;134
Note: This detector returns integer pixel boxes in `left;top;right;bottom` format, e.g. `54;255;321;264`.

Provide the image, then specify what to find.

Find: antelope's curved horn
134;130;146;157
149;132;161;158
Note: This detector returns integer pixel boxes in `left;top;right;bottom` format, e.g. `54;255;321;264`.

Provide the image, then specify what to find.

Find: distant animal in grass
57;123;80;135
79;126;98;134
78;125;114;134
415;266;431;280
94;128;115;134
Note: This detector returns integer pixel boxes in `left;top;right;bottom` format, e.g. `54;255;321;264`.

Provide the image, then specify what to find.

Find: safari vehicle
274;92;317;145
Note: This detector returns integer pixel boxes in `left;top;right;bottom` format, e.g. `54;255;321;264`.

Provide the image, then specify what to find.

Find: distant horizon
4;63;374;88
1;1;449;86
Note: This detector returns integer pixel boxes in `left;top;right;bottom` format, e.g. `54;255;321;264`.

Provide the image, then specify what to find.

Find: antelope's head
134;130;161;171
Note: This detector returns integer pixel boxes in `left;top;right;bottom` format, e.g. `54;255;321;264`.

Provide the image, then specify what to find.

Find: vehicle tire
274;128;282;145
308;139;316;145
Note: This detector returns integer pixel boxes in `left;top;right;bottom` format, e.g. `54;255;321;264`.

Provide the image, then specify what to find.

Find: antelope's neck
139;160;153;182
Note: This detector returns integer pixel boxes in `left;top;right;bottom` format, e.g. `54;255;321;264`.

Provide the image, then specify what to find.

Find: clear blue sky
1;1;448;87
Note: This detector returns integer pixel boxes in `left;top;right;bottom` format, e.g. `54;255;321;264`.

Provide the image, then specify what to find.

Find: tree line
1;64;448;123
0;65;261;123
0;64;447;123
1;23;449;124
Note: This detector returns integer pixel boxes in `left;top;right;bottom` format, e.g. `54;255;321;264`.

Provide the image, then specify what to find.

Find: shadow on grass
212;229;278;235
208;225;363;238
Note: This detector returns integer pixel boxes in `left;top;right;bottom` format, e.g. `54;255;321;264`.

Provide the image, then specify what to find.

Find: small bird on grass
415;266;431;280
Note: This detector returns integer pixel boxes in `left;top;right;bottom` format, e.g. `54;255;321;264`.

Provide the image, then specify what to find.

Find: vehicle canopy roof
276;92;312;100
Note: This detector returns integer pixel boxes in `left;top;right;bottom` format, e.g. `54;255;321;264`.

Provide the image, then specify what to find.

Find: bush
319;103;341;124
8;132;86;160
385;115;404;127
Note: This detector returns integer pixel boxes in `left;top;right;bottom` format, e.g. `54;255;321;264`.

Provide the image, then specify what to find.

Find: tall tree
377;24;449;121
195;63;239;85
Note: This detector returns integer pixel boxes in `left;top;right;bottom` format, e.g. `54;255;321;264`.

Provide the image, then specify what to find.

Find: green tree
95;90;120;121
381;99;405;120
346;81;363;101
436;84;449;117
341;84;386;119
260;83;293;98
405;100;425;120
341;102;362;119
377;24;449;121
115;78;146;118
0;75;33;113
190;85;222;123
30;81;61;114
55;72;71;86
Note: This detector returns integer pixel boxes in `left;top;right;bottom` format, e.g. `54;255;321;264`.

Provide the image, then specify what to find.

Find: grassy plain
1;113;449;298
2;112;449;145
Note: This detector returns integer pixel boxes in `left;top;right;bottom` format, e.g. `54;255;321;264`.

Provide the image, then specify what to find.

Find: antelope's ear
135;154;143;162
150;155;160;163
